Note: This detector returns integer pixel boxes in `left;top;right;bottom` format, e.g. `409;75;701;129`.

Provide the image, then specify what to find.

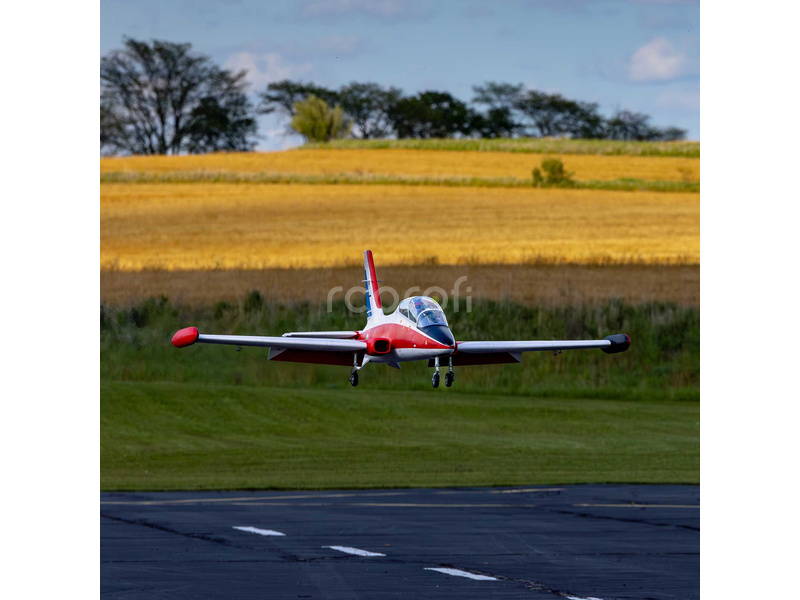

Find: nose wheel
444;355;455;387
431;355;440;388
349;354;359;386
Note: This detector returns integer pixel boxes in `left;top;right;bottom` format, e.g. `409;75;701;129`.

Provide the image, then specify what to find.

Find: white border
3;0;98;595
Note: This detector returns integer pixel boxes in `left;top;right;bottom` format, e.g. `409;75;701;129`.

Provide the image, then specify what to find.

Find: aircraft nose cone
422;325;455;348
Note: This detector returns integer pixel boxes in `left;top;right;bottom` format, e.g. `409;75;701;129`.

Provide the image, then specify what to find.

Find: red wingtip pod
172;327;199;348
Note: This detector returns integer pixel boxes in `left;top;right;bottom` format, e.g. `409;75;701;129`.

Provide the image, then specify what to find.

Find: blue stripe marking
364;268;372;317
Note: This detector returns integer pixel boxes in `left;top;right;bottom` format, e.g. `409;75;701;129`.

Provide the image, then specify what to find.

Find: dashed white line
323;545;386;557
566;596;605;600
489;487;565;494
232;526;285;536
424;567;498;581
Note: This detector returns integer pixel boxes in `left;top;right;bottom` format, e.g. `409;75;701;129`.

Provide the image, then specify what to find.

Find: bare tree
101;38;256;155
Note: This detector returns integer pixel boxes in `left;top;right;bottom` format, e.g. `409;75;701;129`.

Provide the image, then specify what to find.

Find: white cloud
628;37;692;83
225;52;313;88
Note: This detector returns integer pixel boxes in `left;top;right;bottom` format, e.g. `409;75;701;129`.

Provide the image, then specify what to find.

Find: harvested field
101;264;700;307
100;184;699;270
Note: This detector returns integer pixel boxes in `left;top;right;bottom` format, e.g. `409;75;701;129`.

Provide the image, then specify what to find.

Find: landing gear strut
432;356;440;388
445;356;455;387
349;354;359;387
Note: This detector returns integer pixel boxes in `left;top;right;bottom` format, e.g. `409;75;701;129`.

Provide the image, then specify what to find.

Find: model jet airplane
172;250;630;388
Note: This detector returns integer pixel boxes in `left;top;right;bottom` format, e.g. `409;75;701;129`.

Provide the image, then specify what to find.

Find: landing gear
445;356;455;387
432;356;440;388
349;354;359;387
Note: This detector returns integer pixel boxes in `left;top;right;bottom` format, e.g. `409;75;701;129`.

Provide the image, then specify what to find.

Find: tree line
101;39;686;155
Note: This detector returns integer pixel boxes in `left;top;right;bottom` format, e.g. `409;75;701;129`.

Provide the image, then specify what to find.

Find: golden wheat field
100;149;699;183
100;183;699;270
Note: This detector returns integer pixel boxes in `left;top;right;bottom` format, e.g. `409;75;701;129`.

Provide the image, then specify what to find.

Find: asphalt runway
101;485;699;599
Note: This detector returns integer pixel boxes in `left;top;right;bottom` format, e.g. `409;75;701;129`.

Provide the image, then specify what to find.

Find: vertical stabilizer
363;250;383;322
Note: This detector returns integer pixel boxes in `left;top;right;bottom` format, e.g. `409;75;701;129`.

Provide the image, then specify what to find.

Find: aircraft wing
172;327;365;354
282;331;359;339
437;334;630;366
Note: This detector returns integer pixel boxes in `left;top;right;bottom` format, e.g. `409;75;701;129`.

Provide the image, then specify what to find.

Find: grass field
100;171;699;194
303;138;700;157
101;148;699;183
101;381;699;490
101;183;699;270
101;298;699;399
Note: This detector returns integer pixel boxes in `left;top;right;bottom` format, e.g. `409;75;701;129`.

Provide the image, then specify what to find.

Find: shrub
243;290;263;312
532;157;575;188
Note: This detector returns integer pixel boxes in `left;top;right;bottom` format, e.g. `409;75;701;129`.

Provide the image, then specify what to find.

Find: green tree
290;95;351;142
337;82;402;139
100;38;256;155
184;96;257;153
605;109;686;141
388;91;477;138
471;82;523;137
257;80;339;117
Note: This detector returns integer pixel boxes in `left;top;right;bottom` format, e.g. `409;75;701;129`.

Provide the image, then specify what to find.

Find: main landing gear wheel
432;372;440;388
349;371;358;387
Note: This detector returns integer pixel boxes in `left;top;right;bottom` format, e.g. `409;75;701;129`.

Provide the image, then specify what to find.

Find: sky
101;0;700;150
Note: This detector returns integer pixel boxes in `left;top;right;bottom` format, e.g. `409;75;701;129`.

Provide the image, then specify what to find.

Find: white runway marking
424;567;498;581
566;596;605;600
489;487;565;494
232;526;285;536
573;503;698;508
323;545;386;557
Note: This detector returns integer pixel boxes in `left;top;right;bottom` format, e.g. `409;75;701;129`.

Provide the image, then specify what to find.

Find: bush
532;157;575;188
290;94;351;142
243;290;263;313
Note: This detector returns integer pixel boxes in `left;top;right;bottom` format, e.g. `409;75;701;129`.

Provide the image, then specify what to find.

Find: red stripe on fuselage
365;249;382;309
359;322;451;352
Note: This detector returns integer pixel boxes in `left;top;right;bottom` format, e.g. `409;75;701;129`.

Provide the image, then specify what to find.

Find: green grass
101;298;699;401
101;298;699;490
101;381;699;490
303;137;700;157
101;171;699;193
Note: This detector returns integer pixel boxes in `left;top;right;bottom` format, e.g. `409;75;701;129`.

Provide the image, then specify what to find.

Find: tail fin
363;250;383;321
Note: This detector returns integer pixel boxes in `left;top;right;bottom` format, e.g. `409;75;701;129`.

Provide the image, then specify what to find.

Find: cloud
298;0;430;20
225;52;313;88
628;37;693;82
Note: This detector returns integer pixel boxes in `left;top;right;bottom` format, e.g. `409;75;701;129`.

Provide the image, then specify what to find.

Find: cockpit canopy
398;296;448;329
